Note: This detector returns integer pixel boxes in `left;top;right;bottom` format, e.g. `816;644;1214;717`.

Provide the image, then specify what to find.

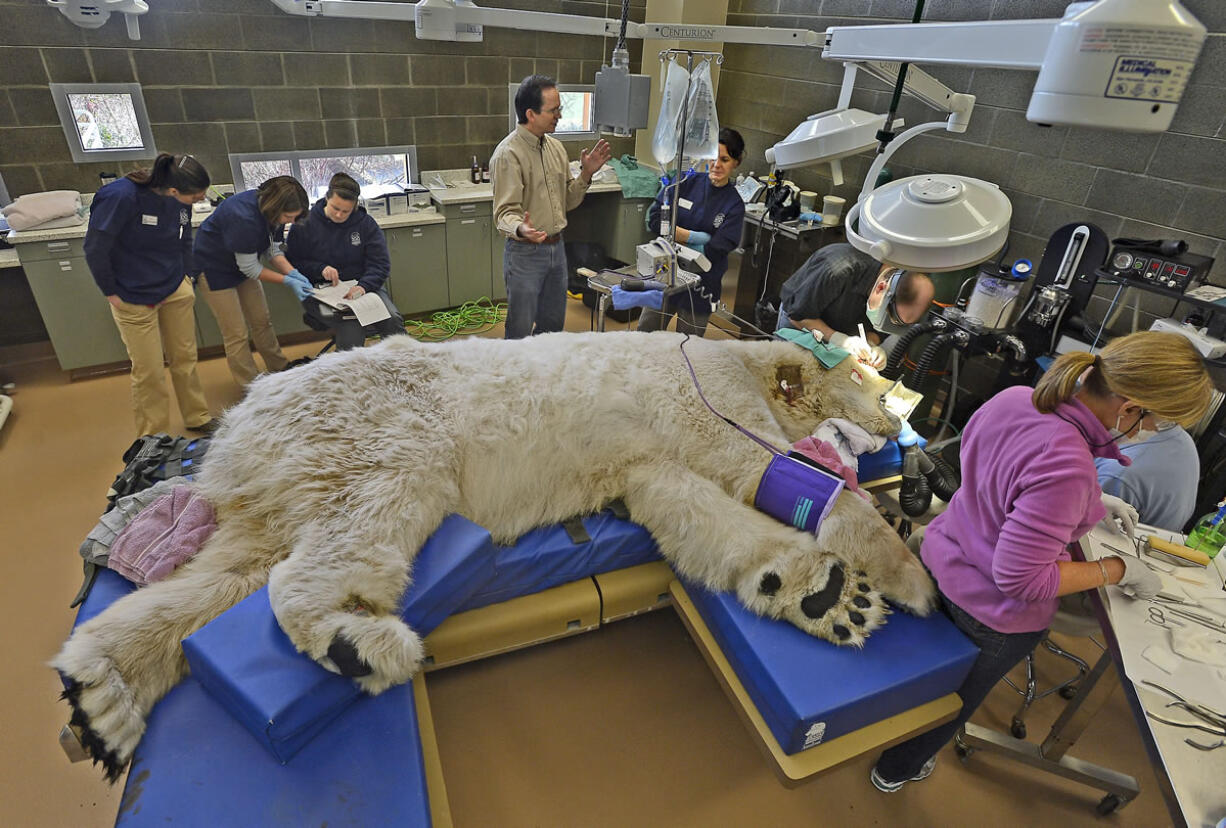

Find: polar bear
54;330;935;780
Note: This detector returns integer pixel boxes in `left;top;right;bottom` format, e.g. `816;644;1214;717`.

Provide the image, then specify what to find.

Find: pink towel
108;486;217;585
790;437;871;501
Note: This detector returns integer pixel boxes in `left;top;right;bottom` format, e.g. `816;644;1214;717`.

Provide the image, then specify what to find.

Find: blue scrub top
193;189;275;291
647;173;745;305
83;177;193;305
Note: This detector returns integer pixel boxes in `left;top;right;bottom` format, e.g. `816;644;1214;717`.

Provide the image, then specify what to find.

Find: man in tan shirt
491;74;610;339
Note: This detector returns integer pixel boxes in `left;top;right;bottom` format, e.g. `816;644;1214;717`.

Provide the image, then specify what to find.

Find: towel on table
108;485;217;585
812;417;888;469
2;190;84;231
611;286;664;311
790;437;871;501
775;326;850;369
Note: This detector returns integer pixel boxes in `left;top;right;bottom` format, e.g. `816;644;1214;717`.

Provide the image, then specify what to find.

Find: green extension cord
403;297;507;341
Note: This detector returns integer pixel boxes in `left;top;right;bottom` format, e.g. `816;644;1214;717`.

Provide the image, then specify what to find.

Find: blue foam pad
73;568;137;629
458;511;661;611
857;434;927;482
183;514;496;762
116;676;430;827
686;582;978;754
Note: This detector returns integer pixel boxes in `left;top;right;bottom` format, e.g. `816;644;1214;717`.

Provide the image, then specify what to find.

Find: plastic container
964;258;1032;330
682;58;719;161
1186;502;1226;559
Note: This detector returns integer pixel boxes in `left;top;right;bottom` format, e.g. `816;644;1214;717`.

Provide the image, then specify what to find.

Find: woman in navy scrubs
84;152;216;437
637;127;746;337
285;172;405;350
193;176;312;386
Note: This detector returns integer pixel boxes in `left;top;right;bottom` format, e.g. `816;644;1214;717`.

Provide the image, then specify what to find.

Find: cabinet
16;237;129;371
490;226;506;302
441;201;493;306
262;279;310;337
610;198;653;265
386;223;448;314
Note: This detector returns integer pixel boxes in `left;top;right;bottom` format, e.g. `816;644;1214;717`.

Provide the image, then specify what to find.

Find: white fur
52;331;934;777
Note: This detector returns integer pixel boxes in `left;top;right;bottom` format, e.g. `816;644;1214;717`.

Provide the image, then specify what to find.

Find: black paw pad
857;582;871;593
832;624;851;641
849;611;865;625
759;572;782;596
327;635;373;677
855;570;867;577
853;596;871;609
801;563;845;620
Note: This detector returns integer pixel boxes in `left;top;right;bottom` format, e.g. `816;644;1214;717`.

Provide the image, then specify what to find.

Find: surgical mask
1129;428;1158;444
1109;410;1145;442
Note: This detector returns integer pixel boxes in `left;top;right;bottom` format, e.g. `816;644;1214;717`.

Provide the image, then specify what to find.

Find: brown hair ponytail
126;153;210;194
325;172;361;203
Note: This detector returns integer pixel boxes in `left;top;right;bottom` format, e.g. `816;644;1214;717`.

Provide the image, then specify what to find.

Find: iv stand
658;48;723;288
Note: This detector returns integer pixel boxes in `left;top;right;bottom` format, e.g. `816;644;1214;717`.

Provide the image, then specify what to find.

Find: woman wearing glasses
194;176;312;386
84;152;217;436
869;330;1213;794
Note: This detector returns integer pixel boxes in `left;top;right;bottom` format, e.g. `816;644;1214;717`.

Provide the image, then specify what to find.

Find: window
228;147;419;198
50;83;157;164
506;84;597;141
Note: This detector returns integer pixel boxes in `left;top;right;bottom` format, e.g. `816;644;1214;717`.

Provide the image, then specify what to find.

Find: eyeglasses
1141;410;1179;432
539;105;564;116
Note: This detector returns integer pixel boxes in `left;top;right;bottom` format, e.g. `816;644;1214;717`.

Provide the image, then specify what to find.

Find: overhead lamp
765;106;903;186
46;0;147;39
846;175;1012;274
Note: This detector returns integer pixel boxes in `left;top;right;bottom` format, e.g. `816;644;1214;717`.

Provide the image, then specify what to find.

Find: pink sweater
922;386;1128;633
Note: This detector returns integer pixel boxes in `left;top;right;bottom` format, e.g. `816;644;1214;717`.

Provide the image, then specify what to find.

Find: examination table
72;456;976;825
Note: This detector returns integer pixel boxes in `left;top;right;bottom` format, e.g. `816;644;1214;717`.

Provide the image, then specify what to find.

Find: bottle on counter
1187;500;1226;558
481;160;490;184
470;155;481;184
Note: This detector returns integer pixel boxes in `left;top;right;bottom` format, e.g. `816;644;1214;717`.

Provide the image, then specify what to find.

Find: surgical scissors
1142;681;1226;737
1147;605;1183;629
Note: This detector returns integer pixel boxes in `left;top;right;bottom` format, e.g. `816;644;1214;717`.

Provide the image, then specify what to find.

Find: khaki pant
109;276;211;437
198;276;289;386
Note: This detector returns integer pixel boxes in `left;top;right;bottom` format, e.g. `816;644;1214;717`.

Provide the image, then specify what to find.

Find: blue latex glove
685;230;711;254
284;270;313;301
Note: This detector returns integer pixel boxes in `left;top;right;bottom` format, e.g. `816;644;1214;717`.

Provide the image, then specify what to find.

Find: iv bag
651;59;689;167
682;59;719;162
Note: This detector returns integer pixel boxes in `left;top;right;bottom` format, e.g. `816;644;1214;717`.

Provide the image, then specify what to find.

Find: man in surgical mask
777;242;934;368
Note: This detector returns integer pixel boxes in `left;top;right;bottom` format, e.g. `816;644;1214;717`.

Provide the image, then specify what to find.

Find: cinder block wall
0;0;644;196
717;0;1226;332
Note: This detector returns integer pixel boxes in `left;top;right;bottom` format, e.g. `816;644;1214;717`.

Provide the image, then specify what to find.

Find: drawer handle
459;205;476;213
460;219;476;225
411;230;423;236
47;242;71;252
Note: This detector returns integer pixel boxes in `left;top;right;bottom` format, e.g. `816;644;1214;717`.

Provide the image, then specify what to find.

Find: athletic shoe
870;755;937;793
187;418;220;435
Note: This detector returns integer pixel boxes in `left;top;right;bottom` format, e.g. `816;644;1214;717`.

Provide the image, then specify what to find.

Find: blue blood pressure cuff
754;452;845;534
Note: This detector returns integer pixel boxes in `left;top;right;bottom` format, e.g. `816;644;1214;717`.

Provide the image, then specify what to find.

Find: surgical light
766;108;902;186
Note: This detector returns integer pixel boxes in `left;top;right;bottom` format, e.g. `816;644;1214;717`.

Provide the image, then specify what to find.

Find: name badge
678;198;694;211
141;214;158;226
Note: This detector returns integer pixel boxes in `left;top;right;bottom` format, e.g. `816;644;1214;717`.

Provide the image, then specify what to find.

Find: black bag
106;433;210;510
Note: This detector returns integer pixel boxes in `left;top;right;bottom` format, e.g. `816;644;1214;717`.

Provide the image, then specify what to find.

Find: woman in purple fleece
871;331;1213;793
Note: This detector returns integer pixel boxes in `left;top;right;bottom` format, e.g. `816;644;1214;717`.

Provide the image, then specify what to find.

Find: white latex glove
828;332;878;366
1114;554;1162;600
1099;492;1139;538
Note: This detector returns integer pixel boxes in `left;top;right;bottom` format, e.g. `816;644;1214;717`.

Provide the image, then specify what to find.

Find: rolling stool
1001;594;1101;739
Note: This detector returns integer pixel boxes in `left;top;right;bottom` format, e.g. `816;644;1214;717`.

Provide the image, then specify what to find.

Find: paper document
311;280;391;326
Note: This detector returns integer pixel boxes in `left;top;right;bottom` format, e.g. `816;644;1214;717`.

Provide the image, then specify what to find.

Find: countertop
427;177;623;206
5;206;445;246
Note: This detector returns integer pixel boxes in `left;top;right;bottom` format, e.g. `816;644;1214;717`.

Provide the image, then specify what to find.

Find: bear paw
51;635;146;782
739;555;888;647
317;612;425;695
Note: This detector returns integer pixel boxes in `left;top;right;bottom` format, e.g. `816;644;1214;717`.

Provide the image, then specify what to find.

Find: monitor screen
50;83;158;164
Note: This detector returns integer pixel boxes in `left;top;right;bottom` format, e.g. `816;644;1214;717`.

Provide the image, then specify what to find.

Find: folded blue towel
611;286;664;311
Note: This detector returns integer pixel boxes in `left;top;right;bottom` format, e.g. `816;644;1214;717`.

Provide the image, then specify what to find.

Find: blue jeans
873;591;1046;782
503;239;567;340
